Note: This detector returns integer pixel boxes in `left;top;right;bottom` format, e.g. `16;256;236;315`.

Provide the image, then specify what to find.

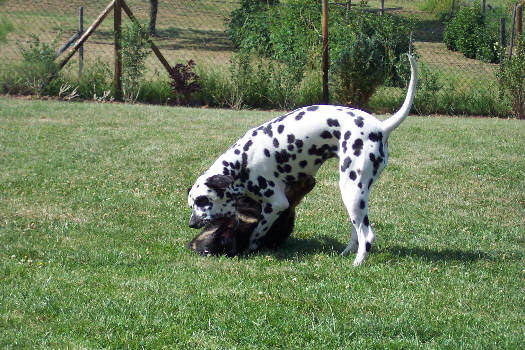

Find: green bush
227;1;414;108
497;35;525;119
443;6;498;63
120;21;151;102
0;35;60;96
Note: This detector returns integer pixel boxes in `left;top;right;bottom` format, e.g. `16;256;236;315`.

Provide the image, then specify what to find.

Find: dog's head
187;174;236;229
188;196;261;256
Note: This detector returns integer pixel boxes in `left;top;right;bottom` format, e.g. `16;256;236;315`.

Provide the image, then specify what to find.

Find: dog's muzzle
189;214;205;229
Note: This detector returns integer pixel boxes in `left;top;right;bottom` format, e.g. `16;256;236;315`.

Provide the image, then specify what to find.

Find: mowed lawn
0;96;523;349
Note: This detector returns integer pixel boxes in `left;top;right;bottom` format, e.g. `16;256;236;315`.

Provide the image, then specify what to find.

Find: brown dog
188;176;315;256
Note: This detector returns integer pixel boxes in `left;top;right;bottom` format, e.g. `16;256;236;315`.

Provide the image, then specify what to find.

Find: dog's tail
382;54;418;138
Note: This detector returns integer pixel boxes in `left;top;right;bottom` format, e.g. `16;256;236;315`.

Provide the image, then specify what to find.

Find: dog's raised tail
382;54;418;137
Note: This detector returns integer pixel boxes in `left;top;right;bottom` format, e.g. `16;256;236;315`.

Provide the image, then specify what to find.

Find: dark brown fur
188;176;315;256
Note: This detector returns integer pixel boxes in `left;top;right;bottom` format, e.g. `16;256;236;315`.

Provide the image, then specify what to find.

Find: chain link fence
0;0;521;115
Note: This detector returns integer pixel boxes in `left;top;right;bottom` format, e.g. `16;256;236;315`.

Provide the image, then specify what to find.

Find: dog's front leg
248;192;289;251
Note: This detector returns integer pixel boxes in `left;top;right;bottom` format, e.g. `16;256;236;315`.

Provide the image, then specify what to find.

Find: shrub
498;35;525;119
443;6;498;63
0;34;61;96
120;21;151;102
168;60;200;105
227;1;414;108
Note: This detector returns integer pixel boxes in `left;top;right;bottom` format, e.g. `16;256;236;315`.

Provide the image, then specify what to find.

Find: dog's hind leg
339;179;375;266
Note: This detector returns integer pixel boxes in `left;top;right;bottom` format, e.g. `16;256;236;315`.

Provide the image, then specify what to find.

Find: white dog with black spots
188;55;417;266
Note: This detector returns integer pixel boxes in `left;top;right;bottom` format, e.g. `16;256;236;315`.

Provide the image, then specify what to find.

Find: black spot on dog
307;106;319;111
257;176;268;189
365;242;371;252
359;200;365;209
347;111;355;116
274;172;280;178
344;131;351;140
263;124;273;137
368;132;383;142
243;140;253;152
354;116;364;128
320;130;332;139
285;175;296;183
342;141;348;153
295;139;304;148
277;124;285;134
268;180;275;187
234;149;241;155
273;138;279;148
363;215;369;226
287;134;295;144
352;139;363;156
264;149;271;157
275;150;291;164
340;157;351;172
264;203;273;214
295;111;305;120
327;118;340;127
349;171;357;180
194;195;211;208
264;189;274;197
299;160;308;168
252;130;258;137
369;153;383;176
222;160;229;167
333;130;341;140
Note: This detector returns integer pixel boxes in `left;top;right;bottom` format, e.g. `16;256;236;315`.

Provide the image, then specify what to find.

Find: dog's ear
205;175;234;190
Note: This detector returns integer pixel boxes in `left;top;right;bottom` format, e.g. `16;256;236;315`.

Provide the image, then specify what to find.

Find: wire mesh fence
0;0;521;115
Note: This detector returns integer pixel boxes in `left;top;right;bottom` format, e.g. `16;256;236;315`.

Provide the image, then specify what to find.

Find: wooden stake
322;0;329;104
114;0;123;101
58;0;115;69
79;6;84;77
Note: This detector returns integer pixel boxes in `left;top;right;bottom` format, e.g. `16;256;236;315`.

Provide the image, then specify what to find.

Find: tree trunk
149;0;158;36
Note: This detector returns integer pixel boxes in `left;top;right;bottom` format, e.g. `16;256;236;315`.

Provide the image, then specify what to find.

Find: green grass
1;96;524;348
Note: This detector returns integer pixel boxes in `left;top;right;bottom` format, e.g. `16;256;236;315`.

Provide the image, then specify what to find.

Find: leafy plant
120;21;151;102
7;34;61;96
168;60;200;105
443;6;498;63
498;35;525;119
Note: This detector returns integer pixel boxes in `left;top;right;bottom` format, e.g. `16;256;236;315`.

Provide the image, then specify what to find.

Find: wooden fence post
59;0;115;70
79;7;84;78
322;0;329;104
380;0;385;16
114;0;123;101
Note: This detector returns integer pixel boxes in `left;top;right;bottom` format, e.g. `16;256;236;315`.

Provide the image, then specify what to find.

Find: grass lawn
0;96;524;348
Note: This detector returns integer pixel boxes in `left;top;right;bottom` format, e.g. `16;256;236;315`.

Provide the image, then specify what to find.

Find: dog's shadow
256;238;497;263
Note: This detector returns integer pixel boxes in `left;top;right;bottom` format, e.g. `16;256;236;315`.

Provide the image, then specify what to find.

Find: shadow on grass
383;245;495;263
260;236;347;260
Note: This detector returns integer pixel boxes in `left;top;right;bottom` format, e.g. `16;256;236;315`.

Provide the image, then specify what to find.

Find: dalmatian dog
188;54;417;266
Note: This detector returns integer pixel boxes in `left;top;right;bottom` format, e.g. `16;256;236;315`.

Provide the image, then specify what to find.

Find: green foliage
331;12;414;108
443;6;498;63
120;21;151;102
497;36;525;119
227;1;414;108
0;35;60;96
194;54;323;110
